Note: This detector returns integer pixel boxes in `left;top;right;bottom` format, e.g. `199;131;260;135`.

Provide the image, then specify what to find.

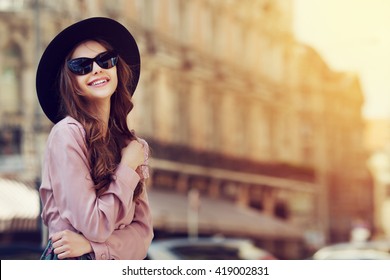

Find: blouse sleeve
90;189;154;260
46;122;140;242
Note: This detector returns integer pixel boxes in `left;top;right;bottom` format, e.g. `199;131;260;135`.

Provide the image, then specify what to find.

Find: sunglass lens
97;51;118;69
68;58;93;75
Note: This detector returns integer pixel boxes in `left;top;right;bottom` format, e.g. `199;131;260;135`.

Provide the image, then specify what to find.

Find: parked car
312;240;390;260
147;237;276;260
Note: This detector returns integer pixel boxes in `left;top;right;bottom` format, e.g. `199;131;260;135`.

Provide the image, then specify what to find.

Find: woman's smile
88;76;111;87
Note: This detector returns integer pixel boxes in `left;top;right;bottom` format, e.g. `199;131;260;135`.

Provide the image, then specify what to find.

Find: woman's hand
51;230;92;259
121;140;145;170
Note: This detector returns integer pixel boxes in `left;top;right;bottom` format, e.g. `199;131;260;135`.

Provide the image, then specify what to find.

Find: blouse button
101;254;107;260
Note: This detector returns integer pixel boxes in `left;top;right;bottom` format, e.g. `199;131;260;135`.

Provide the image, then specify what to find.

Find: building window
1;43;22;115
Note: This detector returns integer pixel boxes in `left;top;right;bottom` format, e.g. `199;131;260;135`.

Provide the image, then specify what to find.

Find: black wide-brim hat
36;17;140;124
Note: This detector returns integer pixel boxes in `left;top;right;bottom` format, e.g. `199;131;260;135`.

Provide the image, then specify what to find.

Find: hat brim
36;17;140;124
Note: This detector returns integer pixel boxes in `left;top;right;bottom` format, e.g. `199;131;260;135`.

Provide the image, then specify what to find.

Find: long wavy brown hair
58;39;144;199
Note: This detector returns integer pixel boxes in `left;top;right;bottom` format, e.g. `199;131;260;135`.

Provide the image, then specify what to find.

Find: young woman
36;17;153;260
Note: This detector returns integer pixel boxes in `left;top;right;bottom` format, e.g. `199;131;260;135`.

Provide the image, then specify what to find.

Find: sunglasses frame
67;51;119;75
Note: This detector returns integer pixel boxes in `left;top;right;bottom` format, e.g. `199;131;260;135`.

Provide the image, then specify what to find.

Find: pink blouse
39;116;153;260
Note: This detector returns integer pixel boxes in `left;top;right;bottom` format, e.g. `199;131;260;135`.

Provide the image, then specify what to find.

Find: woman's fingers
50;229;92;259
52;240;71;260
51;231;62;242
51;230;69;259
54;247;69;259
52;238;62;249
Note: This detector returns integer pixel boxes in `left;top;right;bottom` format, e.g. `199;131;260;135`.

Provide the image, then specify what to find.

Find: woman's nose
92;61;103;74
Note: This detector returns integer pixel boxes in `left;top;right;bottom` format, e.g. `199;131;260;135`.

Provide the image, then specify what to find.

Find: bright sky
293;0;390;120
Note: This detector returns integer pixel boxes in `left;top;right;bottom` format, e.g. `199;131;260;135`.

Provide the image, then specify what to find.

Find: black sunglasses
67;51;119;75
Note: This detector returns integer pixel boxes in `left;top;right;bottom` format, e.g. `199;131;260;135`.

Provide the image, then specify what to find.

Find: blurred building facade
365;119;390;239
0;0;374;253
